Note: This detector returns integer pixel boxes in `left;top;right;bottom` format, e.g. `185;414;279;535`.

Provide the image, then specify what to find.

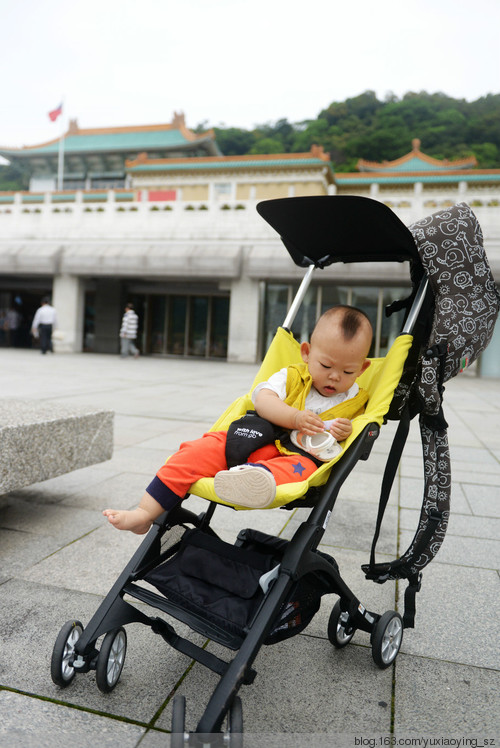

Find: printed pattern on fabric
408;202;500;416
397;422;451;576
376;202;498;581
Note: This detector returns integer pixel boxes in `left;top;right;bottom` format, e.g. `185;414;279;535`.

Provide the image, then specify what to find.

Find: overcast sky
1;0;499;150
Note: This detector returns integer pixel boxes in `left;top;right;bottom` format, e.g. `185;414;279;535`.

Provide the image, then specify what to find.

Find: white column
227;274;260;363
52;274;85;353
413;181;424;218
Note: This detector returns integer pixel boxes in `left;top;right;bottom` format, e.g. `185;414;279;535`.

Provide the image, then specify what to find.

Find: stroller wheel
328;600;355;648
95;627;127;693
51;620;84;687
227;695;243;747
171;694;186;748
371;611;403;669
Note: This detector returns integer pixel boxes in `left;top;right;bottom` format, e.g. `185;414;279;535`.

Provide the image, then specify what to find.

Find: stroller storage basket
144;527;338;647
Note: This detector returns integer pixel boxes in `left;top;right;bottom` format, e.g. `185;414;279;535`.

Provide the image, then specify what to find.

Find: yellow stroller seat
190;325;414;509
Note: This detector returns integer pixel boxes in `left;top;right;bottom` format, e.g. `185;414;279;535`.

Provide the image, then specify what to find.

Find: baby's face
301;330;370;397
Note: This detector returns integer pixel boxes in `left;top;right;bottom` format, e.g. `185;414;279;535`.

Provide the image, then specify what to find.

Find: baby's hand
294;409;325;435
327;418;352;441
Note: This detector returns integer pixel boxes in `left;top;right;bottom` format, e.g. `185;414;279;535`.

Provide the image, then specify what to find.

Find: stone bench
0;400;114;495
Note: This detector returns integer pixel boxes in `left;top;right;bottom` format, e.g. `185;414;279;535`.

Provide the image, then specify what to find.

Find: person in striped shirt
119;303;140;358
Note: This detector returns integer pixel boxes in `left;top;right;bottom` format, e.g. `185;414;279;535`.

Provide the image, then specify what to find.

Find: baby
103;305;372;533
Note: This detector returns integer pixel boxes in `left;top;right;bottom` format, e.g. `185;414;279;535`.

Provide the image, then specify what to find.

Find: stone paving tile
0;691;146;748
105;445;174;476
0;528;64;583
0;579;197;726
461;483;500;517
0;498;102;543
330;467;399;506
154;636;394;735
401;507;500;541
59;471;155;511
182;494;294;541
401;528;500;571
281;500;398;556
397;561;500;669
137;421;215;451
394;654;500;734
3;462;119;504
449;444;500;470
398;476;475;515
18;523;148;597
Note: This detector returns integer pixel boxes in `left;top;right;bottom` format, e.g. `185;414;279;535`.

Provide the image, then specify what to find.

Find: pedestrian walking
31;296;57;354
119;302;140;358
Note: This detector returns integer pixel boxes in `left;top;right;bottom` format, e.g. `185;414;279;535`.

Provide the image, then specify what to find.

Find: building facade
1;123;499;375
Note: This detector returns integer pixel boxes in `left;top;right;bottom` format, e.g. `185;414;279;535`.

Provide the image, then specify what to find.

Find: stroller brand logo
233;427;264;439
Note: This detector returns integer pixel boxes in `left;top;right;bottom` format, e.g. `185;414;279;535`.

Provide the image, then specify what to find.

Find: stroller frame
50;197;432;744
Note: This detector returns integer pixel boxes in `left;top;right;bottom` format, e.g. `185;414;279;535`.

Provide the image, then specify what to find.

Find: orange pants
155;430;317;503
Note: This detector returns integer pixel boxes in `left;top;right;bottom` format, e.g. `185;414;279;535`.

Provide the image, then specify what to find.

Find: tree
0;160;29;191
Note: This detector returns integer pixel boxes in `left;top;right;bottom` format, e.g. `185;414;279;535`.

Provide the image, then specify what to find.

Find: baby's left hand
328;418;352;441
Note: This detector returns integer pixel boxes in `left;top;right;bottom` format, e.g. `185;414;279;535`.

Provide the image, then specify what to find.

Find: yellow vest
277;362;369;457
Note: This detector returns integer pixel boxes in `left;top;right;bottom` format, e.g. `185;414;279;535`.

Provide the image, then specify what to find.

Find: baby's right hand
294;409;325;435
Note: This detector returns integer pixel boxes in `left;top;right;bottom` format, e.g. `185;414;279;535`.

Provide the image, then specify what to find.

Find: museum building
0;116;499;376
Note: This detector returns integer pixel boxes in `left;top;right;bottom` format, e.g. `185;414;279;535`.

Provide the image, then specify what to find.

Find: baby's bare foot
102;508;152;534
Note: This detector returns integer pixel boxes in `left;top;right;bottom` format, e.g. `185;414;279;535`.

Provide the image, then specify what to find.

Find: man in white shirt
31;297;57;354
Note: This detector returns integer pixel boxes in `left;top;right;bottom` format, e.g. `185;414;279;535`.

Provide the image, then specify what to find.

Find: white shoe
214;465;276;508
290;430;342;461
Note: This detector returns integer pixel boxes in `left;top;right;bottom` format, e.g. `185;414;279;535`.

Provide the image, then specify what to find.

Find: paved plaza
0;348;499;747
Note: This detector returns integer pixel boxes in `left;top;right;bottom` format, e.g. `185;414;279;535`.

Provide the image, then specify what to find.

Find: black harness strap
368;403;411;572
402;572;422;629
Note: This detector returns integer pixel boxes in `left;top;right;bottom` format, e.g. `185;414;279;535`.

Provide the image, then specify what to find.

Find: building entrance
0;282;52;349
83;287;230;358
143;293;230;358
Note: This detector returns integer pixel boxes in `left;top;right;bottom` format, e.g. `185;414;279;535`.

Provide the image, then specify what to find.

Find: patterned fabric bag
364;203;499;625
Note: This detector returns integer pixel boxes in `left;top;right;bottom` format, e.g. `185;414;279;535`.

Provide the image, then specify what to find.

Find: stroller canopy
256;195;420;268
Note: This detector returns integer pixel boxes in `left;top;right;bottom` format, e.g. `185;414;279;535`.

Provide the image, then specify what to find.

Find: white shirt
32;304;57;329
252;367;359;416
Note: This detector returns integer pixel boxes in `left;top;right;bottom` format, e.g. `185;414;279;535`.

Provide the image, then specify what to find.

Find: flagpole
57;97;65;191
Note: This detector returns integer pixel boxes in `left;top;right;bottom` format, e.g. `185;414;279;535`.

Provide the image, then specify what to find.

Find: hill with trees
211;90;500;171
2;90;499;190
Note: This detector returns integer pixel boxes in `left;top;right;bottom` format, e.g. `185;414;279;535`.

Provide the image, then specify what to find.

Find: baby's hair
314;305;373;342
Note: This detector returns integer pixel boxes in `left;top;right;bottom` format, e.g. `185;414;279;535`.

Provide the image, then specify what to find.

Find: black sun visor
257;195;419;268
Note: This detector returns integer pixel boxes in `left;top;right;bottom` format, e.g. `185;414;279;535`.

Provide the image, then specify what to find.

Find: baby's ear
360;359;371;374
300;341;310;362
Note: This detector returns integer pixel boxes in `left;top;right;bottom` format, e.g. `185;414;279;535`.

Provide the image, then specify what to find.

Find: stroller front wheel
371;611;403;668
328;600;355;648
95;627;127;693
51;619;84;687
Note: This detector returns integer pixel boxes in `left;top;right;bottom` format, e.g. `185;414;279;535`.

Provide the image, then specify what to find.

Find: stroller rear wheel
371;611;403;668
228;695;243;747
95;627;127;693
328;600;355;648
51;620;84;687
171;694;186;748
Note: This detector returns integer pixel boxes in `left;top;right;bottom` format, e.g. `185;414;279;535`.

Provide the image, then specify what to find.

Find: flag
48;103;63;122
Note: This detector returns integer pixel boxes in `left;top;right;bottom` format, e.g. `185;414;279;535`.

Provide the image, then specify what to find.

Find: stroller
50;196;499;745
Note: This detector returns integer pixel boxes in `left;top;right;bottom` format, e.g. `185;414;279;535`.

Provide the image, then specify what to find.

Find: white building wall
52;274;85;353
1;188;499;368
227;270;261;363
